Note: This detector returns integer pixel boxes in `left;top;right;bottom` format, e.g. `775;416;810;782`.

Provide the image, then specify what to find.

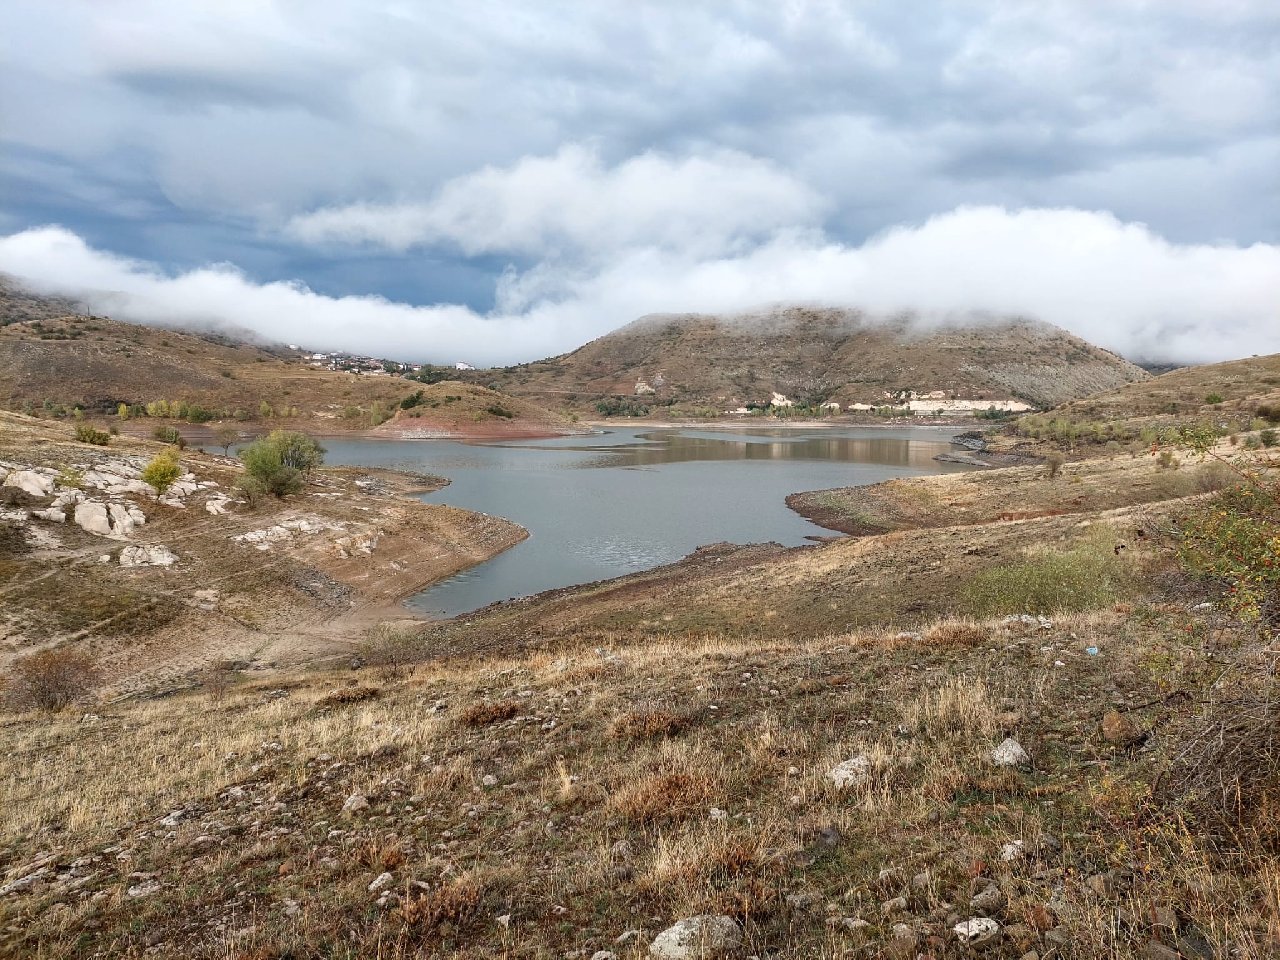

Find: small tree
152;424;187;449
1044;451;1065;479
74;424;111;446
5;649;101;711
239;439;302;498
213;425;241;456
266;430;325;474
142;449;182;494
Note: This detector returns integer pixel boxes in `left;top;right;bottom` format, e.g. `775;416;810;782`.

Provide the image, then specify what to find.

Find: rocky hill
478;308;1150;414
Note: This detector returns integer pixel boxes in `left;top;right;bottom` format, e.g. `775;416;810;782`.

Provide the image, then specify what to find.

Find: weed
963;528;1132;616
459;699;520;726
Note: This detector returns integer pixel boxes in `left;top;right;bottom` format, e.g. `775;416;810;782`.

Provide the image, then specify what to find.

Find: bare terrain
0;352;1278;959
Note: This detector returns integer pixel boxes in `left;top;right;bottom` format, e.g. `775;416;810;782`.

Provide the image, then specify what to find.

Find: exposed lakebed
320;425;970;618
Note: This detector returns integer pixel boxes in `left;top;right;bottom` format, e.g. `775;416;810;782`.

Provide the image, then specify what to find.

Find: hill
0;282;576;440
476;307;1150;415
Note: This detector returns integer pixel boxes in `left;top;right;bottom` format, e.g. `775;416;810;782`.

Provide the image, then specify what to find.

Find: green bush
141;449;182;493
238;430;323;498
73;424;111;446
963;530;1132;617
1178;476;1279;625
151;424;186;449
1205;392;1225;405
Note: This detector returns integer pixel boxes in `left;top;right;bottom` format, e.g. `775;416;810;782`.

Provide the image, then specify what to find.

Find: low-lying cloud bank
1;205;1277;366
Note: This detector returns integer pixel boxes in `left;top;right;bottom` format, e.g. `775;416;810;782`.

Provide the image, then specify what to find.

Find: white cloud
3;206;1277;367
285;145;824;258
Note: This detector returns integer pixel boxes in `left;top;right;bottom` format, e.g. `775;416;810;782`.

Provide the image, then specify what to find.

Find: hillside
3;408;1278;957
477;308;1150;414
0;282;576;440
0;411;527;695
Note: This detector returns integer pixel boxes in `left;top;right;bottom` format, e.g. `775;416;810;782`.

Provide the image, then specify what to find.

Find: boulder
649;915;743;959
119;545;178;567
3;470;54;498
74;501;115;537
826;755;871;789
108;503;137;537
954;917;1001;948
991;738;1031;767
30;508;66;523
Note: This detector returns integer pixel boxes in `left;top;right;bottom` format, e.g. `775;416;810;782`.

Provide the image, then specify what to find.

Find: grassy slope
2;366;1279;957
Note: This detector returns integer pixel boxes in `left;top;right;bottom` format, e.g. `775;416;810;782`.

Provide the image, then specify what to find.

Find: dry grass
458;698;521;726
610;706;695;740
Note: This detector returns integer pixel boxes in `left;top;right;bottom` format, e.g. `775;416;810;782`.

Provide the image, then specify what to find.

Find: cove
319;425;971;618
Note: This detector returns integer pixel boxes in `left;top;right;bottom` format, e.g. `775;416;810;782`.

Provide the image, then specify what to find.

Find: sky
1;1;1277;366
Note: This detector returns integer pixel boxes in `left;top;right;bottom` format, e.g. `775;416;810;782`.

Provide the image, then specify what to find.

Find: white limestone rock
3;470;55;498
826;755;871;790
30;508;66;523
991;738;1031;768
119;545;178;567
74;501;115;537
649;915;743;959
953;917;1001;948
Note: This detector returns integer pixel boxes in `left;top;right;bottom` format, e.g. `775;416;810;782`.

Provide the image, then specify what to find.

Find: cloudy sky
1;1;1277;365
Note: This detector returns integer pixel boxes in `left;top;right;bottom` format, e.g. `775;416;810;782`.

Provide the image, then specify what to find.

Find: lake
318;425;971;618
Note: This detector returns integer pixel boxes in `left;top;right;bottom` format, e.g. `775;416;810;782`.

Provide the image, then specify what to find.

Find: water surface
319;425;969;618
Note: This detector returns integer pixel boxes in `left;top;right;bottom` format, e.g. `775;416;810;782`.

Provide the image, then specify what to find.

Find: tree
142;449;182;494
237;431;324;499
213;425;241;456
5;649;101;711
266;430;325;474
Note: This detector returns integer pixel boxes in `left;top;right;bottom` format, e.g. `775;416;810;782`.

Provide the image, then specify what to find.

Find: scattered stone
999;841;1025;862
342;793;370;817
591;953;618;960
1139;943;1180;960
970;884;1006;916
953;917;1001;948
481;774;499;787
840;918;871;933
127;880;161;898
119;545;178;567
991;738;1031;767
826;755;871;789
496;914;512;929
649;915;743;959
786;892;823;911
709;807;729;821
368;872;393;893
30;507;65;523
882;896;909;915
282;899;301;917
1085;871;1121;899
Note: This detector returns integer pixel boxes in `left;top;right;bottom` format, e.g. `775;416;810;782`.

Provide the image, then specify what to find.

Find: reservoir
320;425;969;618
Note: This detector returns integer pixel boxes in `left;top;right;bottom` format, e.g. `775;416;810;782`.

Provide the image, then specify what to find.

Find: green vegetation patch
962;528;1132;617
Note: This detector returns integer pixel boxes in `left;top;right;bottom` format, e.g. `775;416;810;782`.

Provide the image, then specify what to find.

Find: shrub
1043;451;1065;479
963;530;1132;617
1261;429;1278;448
151;424;186;449
611;707;694;740
232;473;269;507
236;430;324;499
73;424;110;446
141;449;182;494
460;699;520;726
1205;392;1225;404
1178;476;1280;625
5;649;101;711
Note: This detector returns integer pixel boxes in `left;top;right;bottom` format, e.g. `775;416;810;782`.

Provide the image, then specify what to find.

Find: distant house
770;392;794;408
455;361;476;370
820;401;842;412
634;380;656;396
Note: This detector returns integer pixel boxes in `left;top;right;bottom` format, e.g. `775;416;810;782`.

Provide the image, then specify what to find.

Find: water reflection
318;425;969;618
